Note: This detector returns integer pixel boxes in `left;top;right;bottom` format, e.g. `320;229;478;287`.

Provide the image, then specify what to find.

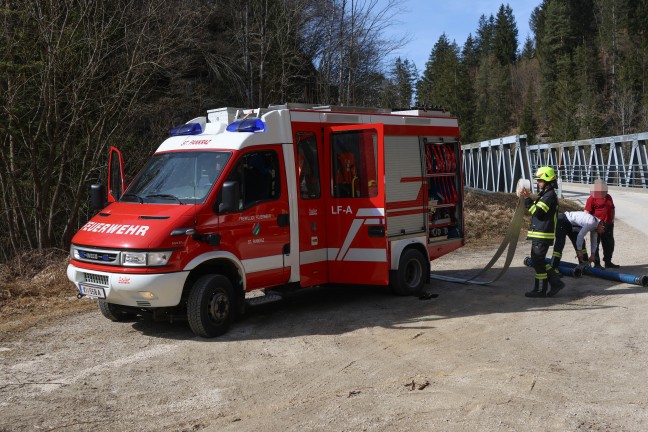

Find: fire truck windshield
122;151;231;204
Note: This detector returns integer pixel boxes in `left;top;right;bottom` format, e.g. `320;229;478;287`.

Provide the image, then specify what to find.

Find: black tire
187;274;234;338
98;300;138;322
391;248;427;296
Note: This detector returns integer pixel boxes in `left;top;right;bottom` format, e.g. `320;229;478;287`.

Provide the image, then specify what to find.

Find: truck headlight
121;251;172;267
147;251;173;266
122;252;147;266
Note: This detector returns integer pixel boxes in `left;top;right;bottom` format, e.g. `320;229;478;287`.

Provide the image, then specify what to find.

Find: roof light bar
226;118;266;133
168;122;203;136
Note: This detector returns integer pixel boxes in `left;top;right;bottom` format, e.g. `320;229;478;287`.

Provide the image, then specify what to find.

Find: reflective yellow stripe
535;273;548;280
536;201;549;212
529;204;537;214
552;251;562;257
528;230;555;239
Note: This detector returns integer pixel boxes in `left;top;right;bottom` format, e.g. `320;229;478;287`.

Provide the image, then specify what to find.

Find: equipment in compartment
425;141;461;240
428;175;457;205
428;204;460;238
425;143;457;174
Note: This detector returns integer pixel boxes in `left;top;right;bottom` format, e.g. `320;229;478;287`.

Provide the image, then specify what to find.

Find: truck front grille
83;273;109;287
74;247;120;266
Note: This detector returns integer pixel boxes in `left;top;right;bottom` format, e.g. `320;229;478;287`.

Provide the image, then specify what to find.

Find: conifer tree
475;14;495;57
493;4;519;65
458;37;480;143
385;57;417;109
573;44;604;138
462;34;481;73
520;36;535;60
624;0;648;123
415;34;461;111
474;58;512;139
519;84;538;144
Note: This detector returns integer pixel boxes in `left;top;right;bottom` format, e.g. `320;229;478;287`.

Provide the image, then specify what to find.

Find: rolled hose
549;259;648;287
523;256;583;278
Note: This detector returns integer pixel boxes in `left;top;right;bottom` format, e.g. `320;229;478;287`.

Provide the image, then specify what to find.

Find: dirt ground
2;218;648;431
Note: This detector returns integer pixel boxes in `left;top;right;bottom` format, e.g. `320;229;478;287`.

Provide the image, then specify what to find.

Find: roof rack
206;107;272;124
267;103;391;114
206;104;452;125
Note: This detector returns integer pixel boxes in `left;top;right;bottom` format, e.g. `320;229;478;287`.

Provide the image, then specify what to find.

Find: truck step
245;292;283;307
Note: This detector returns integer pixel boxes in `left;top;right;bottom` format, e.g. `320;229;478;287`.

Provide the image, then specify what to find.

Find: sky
378;0;537;71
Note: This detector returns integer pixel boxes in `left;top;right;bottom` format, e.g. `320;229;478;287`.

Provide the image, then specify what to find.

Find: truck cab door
217;147;291;290
325;124;388;285
294;130;328;287
107;146;126;202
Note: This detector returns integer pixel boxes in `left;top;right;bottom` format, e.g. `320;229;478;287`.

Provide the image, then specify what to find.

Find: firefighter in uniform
520;166;565;298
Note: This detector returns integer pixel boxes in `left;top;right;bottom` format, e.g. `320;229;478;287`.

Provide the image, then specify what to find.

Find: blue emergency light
168;122;203;136
226;118;266;133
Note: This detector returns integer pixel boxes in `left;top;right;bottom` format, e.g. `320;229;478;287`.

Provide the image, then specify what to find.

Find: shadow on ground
128;263;648;341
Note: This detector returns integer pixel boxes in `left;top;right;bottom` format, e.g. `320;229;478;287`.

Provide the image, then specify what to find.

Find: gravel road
2;219;648;432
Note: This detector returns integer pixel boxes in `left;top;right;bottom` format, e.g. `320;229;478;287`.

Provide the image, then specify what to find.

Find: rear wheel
187;274;234;338
391;249;427;296
98;300;138;322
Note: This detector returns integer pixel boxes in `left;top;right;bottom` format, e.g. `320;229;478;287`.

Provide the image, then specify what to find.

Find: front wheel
187;274;234;338
390;249;427;296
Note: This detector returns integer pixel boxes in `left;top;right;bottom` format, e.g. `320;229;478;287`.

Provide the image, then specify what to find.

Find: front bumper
67;263;189;307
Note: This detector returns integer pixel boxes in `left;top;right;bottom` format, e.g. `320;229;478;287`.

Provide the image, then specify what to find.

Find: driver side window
227;150;280;209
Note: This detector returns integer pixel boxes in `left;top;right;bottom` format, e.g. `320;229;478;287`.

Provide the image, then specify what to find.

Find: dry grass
0;249;94;331
0;191;582;328
464;190;582;246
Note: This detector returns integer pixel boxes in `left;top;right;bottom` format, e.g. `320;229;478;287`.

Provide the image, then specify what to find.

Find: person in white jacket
550;211;606;269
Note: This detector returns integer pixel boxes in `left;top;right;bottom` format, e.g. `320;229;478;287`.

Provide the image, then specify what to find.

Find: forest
1;0;647;261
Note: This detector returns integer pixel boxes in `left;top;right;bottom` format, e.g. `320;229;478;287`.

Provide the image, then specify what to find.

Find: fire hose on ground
430;178;648;288
430;178;531;285
429;193;527;285
523;257;648;287
523;256;584;278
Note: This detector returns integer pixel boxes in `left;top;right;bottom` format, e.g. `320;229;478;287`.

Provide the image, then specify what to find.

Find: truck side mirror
90;184;107;211
217;180;240;213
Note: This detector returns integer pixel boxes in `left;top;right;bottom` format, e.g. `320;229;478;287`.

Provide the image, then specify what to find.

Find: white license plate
79;283;106;299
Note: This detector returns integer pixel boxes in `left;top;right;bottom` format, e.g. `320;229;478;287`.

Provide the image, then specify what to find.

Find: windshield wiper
122;193;144;203
145;193;184;204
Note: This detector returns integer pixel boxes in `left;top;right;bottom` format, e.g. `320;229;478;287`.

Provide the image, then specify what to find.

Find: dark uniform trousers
595;223;615;266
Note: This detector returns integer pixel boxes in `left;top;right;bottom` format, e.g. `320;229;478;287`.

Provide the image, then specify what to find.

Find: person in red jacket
584;179;619;269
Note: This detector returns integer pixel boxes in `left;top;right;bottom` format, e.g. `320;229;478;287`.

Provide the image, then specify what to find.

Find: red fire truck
67;104;464;337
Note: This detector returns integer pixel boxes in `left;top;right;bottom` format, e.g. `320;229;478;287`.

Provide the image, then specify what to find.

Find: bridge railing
463;132;648;192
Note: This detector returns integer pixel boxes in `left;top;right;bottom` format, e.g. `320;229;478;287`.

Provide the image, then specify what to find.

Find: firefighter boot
546;268;565;297
550;256;561;270
525;278;547;298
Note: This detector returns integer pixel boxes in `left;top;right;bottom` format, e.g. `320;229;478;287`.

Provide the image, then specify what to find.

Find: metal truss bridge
462;132;648;193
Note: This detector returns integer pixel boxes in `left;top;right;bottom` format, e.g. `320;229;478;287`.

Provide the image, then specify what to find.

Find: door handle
277;214;290;227
367;225;385;237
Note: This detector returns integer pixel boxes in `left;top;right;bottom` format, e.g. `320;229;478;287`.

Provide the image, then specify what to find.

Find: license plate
79;283;106;299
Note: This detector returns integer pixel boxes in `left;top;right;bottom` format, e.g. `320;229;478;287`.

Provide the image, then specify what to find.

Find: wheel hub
405;259;422;287
208;292;230;323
